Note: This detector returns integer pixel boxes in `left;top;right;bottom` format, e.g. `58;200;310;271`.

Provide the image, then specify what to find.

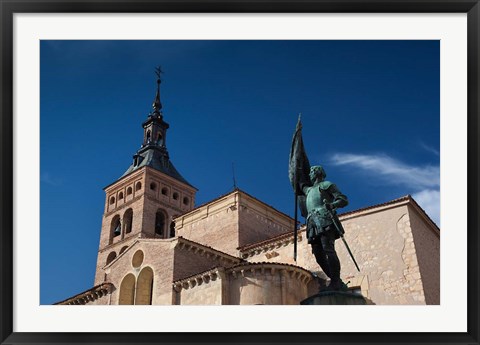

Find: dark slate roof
121;147;196;189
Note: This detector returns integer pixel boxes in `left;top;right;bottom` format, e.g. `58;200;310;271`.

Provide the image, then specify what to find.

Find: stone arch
118;273;136;305
135;267;154;305
123;208;133;235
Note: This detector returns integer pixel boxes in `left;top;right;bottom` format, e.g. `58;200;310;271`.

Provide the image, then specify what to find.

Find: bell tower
94;68;197;285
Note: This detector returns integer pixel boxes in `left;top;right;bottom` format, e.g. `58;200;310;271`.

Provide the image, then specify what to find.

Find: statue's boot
326;252;348;291
327;279;349;291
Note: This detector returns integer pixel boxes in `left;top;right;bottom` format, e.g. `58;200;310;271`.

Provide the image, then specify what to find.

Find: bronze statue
302;165;348;291
289;116;358;292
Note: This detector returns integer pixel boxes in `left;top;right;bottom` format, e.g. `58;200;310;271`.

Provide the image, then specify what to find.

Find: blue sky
40;40;439;305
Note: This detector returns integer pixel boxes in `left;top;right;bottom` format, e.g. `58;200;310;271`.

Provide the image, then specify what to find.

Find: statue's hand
323;200;336;211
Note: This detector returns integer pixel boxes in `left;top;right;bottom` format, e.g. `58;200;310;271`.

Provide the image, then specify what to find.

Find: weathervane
152;66;163;113
155;66;163;83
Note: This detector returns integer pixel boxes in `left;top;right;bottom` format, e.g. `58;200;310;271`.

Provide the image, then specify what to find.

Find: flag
288;115;311;217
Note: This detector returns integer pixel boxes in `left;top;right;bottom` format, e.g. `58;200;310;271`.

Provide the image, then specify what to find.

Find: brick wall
102;239;176;305
176;194;240;256
176;190;294;256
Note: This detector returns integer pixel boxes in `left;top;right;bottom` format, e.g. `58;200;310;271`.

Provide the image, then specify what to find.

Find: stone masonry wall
172;241;240;282
228;266;311;305
241;203;438;305
175;272;224;305
175;264;312;305
407;205;440;304
237;193;294;249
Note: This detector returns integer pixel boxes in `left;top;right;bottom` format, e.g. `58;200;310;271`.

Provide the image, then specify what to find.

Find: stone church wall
241;202;438;305
174;270;224;305
408;205;440;304
227;264;311;305
174;264;312;305
172;240;240;282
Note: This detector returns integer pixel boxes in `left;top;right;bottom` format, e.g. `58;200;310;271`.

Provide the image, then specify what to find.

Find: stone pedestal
300;291;366;305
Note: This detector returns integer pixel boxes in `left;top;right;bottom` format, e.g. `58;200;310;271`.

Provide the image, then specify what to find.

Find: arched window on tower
155;210;166;237
156;132;163;146
169;222;175;238
110;215;121;242
123;208;133;235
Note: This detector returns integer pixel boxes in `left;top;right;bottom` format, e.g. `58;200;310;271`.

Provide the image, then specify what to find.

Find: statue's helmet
310;165;326;181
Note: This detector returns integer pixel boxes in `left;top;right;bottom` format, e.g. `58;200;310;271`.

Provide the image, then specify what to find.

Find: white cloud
413;189;440;227
420;142;440;157
329;152;440;226
330;153;439;190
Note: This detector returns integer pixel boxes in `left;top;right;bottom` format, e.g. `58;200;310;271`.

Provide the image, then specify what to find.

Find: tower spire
152;66;163;114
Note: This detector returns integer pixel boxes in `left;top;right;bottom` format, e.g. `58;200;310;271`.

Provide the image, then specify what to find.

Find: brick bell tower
94;68;197;285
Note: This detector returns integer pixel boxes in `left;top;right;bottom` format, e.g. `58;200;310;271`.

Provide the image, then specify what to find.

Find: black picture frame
1;1;479;344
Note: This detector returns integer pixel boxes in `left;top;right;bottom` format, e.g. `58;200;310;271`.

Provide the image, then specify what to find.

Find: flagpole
294;193;298;262
289;113;307;263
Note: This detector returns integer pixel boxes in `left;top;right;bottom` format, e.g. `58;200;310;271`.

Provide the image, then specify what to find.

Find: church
55;76;440;306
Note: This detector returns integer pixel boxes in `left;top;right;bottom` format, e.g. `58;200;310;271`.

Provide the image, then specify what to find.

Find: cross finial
152;66;163;113
155;66;163;83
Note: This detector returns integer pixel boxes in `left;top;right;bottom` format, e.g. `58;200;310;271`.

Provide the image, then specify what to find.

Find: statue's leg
321;230;342;287
311;243;331;278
